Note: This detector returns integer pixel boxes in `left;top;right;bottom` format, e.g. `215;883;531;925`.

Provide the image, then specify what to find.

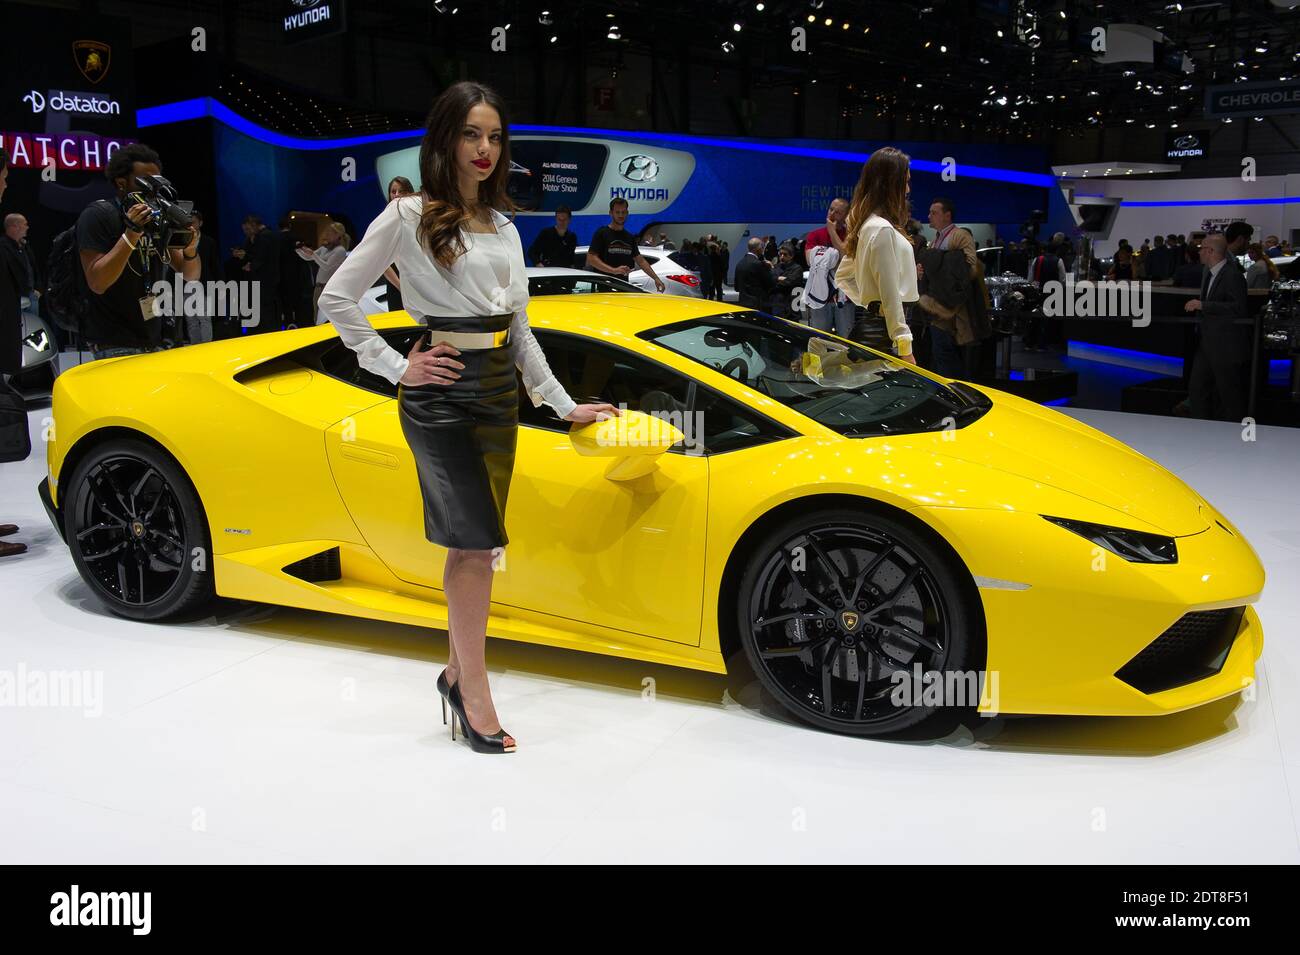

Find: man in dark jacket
1184;234;1250;421
773;244;803;318
0;146;29;557
734;238;777;311
528;206;579;267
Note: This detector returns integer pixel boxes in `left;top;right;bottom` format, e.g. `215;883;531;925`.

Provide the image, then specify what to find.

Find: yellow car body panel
43;295;1265;716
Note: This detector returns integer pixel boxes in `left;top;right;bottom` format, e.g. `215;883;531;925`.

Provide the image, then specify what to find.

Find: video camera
125;174;195;250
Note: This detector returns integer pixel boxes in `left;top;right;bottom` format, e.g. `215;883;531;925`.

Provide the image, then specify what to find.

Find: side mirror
569;409;684;482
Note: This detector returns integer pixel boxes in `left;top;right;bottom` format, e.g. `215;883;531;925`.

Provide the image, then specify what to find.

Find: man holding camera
77;143;200;360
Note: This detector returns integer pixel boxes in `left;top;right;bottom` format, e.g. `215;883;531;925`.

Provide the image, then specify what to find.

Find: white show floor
1;397;1298;864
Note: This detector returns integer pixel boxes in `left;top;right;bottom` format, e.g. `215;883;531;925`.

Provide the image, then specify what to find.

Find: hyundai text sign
281;0;347;45
1165;132;1204;161
1205;79;1300;117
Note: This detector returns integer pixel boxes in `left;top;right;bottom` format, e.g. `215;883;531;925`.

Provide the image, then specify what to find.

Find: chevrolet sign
1205;79;1300;117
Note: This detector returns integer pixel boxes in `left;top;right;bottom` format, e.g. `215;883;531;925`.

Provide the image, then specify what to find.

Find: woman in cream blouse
833;146;919;363
297;221;350;320
319;82;617;754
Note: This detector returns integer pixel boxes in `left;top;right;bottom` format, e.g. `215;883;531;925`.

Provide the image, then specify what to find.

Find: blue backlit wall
141;100;1060;259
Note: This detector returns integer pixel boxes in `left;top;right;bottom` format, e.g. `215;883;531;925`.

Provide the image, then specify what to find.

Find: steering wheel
719;356;749;381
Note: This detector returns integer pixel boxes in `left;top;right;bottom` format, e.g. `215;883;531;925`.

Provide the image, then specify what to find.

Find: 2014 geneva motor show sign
281;0;347;45
1205;79;1300;117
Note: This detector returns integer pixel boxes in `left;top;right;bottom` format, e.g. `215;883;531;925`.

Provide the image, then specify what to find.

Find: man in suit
734;237;776;311
918;197;983;376
1184;234;1250;421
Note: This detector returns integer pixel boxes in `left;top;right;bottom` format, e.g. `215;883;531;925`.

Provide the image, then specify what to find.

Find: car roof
525;267;608;276
368;293;740;340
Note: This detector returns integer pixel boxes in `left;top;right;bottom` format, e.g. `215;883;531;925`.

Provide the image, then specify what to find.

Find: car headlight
1042;515;1178;564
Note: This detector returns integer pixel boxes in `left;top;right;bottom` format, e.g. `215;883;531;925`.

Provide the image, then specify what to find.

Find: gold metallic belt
424;327;511;349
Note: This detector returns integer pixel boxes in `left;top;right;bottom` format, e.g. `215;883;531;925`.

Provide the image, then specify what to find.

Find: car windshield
639;311;990;437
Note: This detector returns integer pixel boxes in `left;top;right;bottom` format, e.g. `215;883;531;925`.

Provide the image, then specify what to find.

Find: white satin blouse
318;195;577;419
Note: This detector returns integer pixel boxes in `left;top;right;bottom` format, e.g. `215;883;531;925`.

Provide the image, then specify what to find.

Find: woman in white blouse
833;147;919;363
297;221;350;321
318;81;618;755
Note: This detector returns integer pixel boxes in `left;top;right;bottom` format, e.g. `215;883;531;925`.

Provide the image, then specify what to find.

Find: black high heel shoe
445;681;517;753
436;668;457;726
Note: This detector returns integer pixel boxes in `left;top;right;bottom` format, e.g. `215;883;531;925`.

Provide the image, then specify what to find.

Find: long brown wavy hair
415;81;518;269
843;146;913;260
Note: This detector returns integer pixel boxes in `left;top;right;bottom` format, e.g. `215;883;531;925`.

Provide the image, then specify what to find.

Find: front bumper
915;506;1265;717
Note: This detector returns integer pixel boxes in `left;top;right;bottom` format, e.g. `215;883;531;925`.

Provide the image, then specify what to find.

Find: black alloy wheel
64;437;214;621
736;507;980;736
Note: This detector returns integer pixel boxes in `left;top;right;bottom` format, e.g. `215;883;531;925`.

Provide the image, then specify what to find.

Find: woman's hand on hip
400;336;464;386
563;402;622;424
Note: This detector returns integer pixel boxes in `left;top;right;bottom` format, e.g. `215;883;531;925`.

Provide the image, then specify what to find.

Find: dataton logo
618;154;659;182
23;89;122;115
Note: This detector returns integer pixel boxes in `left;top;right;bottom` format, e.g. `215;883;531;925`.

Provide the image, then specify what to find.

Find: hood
927;395;1209;536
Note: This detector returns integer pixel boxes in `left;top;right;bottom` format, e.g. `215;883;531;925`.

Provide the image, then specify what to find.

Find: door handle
339;444;399;469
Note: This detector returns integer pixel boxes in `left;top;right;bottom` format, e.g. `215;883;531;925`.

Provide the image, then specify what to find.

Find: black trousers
1187;345;1248;422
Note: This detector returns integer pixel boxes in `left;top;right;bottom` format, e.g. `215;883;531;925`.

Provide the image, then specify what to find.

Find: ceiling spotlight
1254;115;1264;121
550;35;557;43
824;18;832;26
721;40;735;53
1255;40;1269;54
607;25;621;40
733;22;742;31
433;1;448;12
1164;2;1182;10
538;10;553;25
940;44;947;53
755;2;764;9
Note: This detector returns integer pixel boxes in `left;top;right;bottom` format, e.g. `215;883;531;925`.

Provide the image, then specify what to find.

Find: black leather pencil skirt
396;313;518;550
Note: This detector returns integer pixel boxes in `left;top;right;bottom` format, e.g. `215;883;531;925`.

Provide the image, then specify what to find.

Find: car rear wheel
63;437;214;621
736;507;982;737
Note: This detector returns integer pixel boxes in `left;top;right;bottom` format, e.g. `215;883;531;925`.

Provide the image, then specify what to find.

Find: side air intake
282;547;342;583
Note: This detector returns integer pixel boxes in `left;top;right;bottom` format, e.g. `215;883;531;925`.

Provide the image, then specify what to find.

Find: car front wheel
736;507;982;737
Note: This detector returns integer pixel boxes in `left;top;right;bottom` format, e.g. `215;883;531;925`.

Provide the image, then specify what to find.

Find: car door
491;332;709;646
320;327;711;646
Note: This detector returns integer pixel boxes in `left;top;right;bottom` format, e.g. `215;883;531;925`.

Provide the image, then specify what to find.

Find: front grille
282;547;341;583
1116;607;1246;694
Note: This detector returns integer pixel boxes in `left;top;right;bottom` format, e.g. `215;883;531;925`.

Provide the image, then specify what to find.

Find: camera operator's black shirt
76;198;162;348
589;226;639;273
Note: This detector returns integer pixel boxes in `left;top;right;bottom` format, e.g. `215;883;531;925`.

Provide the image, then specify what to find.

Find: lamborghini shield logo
73;40;111;84
840;610;859;631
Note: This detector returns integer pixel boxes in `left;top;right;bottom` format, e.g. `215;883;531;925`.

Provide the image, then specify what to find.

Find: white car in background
573;244;705;298
353;267;643;318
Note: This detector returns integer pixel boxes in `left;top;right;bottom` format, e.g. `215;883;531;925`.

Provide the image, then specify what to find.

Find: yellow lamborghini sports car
38;295;1265;737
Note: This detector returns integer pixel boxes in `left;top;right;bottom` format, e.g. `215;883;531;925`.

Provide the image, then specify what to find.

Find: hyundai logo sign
1166;132;1204;160
618;154;659;182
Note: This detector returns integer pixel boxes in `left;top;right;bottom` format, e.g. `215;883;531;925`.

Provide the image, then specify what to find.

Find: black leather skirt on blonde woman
848;301;894;354
396;313;518;550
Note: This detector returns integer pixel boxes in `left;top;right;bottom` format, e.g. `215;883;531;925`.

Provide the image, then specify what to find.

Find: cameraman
77;143;200;360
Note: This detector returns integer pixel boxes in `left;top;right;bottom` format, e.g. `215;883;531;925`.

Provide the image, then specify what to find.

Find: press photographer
76;143;200;360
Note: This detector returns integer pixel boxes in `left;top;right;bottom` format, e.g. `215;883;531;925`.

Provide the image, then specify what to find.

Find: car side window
313;328;424;398
518;332;692;448
520;331;794;454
